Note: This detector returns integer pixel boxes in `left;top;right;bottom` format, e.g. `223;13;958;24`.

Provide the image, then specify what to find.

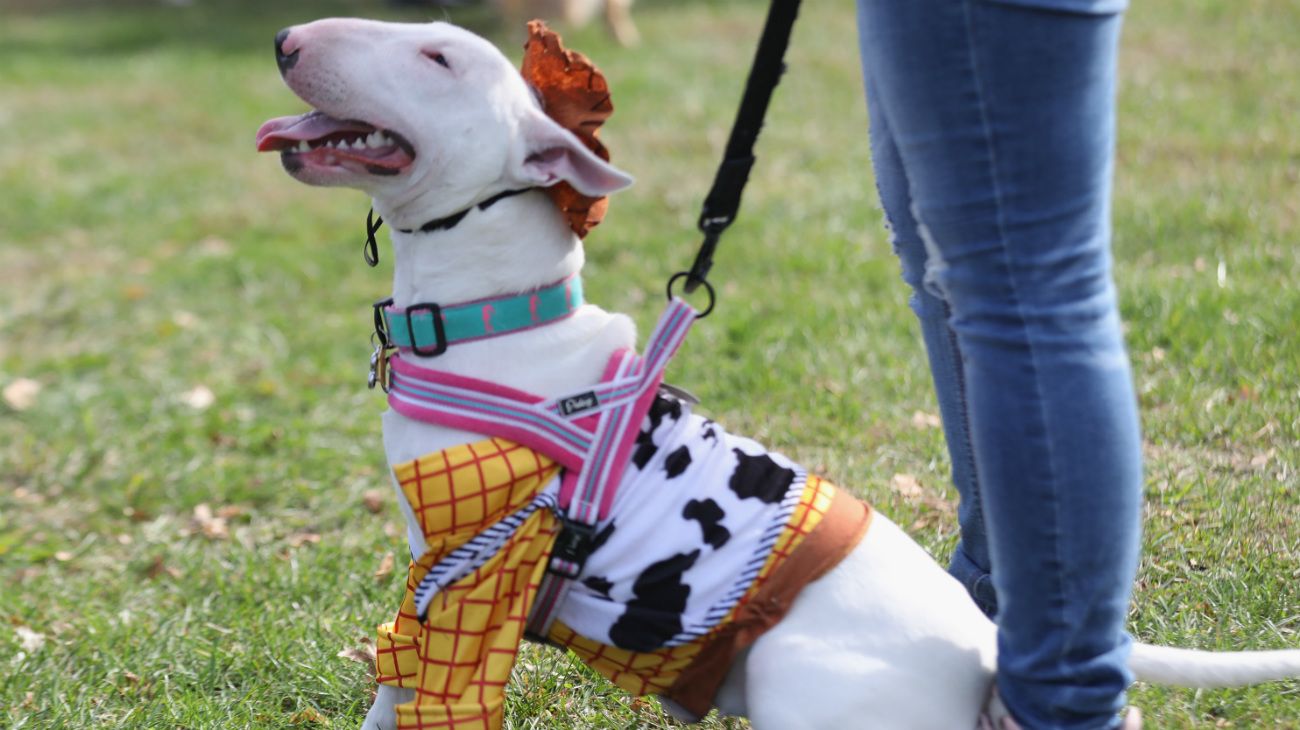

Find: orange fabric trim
543;475;871;712
663;481;874;717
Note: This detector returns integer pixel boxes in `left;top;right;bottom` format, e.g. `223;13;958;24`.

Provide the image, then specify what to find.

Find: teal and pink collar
378;275;584;356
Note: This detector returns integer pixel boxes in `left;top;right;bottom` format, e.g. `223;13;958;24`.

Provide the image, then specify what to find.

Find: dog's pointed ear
515;110;633;197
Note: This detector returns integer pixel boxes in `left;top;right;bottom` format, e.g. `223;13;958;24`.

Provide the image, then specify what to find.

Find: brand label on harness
559;391;600;416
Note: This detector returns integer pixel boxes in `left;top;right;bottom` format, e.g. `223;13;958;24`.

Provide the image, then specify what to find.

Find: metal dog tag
368;344;391;391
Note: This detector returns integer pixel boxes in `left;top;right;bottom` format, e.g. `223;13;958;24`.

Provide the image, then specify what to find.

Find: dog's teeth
351;139;366;150
367;132;382;147
296;141;310;153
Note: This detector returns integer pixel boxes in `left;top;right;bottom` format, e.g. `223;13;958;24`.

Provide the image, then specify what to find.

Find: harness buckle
403;302;448;357
548;517;597;579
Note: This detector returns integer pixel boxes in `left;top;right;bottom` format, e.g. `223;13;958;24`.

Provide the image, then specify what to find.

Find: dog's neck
383;189;585;308
378;189;634;394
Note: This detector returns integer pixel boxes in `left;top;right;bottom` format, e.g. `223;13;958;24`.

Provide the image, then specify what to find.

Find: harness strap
385;299;698;634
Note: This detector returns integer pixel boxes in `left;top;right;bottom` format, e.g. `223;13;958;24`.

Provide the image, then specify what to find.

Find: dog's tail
1129;642;1300;688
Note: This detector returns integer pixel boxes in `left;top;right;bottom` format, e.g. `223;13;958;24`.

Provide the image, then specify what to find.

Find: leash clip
369;297;395;392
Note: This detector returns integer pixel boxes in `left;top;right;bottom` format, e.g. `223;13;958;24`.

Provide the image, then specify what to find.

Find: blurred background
1;0;1296;727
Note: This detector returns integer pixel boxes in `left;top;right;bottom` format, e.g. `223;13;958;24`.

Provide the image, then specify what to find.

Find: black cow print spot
607;550;699;651
583;575;614;599
700;420;718;442
632;396;684;470
631;432;657;470
729;449;796;504
682;499;730;549
663;445;693;479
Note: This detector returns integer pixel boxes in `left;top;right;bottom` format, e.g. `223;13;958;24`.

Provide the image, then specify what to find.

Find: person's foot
977;687;1142;730
980;707;1142;730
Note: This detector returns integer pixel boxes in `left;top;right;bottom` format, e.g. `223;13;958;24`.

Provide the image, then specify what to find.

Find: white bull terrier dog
255;18;1300;730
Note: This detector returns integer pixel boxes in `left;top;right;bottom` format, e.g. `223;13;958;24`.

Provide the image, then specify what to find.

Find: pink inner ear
526;148;566;184
525;143;631;197
527;148;565;164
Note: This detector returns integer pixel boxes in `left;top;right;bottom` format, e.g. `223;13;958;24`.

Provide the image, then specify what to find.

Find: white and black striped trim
664;468;807;646
414;490;560;620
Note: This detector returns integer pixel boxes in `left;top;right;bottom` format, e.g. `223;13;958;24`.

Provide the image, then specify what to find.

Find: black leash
668;0;803;318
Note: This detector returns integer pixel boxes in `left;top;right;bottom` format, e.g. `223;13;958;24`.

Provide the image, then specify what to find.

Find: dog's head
255;19;631;226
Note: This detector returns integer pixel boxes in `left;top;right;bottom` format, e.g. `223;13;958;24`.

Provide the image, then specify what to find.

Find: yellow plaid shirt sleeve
374;438;562;730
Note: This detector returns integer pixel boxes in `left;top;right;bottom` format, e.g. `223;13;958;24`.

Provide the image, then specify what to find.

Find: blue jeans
856;1;1143;727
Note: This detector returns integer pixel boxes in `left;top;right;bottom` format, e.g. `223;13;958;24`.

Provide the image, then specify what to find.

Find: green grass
1;0;1296;727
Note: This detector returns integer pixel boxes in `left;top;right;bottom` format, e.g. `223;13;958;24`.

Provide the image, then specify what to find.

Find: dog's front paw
360;684;414;730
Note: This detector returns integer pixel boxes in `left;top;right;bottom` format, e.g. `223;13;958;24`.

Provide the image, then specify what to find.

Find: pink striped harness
384;298;698;634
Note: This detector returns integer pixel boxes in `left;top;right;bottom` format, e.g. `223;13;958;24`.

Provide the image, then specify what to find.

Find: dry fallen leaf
289;707;329;726
1249;449;1276;469
15;626;45;653
890;473;924;499
362;489;386;514
373;552;395;583
629;697;655;714
287;531;322;548
172;310;199;329
338;637;380;702
191;503;230;540
337;638;377;680
910;411;941;429
180;385;215;411
144;556;182;580
3;378;41;411
198;235;233;258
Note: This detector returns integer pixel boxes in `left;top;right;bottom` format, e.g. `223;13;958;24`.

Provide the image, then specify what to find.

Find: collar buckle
403;302;448;357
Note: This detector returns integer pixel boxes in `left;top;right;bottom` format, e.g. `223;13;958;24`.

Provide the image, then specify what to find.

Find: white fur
262;20;1300;730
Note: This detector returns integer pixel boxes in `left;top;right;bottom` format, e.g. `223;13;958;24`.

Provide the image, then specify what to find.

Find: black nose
275;28;299;75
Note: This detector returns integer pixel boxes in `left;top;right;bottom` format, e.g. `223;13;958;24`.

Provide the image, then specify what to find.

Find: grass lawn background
1;0;1295;726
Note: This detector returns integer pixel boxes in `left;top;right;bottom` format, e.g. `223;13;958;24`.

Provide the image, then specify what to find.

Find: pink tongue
255;111;374;151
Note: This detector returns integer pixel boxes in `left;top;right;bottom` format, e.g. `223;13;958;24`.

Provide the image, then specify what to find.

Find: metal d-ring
666;272;716;319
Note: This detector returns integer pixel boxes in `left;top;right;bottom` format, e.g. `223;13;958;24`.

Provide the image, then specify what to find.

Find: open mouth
255;110;415;176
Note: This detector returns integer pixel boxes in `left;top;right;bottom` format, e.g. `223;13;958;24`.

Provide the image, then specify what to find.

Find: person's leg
856;1;1142;728
863;79;998;618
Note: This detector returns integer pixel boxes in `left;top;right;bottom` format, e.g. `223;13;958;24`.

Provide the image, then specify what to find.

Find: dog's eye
424;51;451;69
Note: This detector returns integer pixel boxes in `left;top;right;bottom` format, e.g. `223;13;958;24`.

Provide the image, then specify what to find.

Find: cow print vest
556;392;811;650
